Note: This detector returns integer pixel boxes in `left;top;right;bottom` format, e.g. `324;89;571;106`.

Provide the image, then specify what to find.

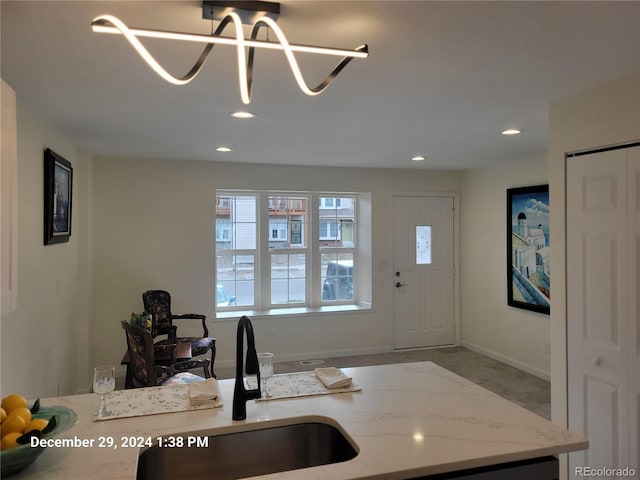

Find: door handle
395;282;405;288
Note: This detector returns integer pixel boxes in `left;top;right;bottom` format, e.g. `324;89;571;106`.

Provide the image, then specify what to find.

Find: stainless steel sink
136;419;358;480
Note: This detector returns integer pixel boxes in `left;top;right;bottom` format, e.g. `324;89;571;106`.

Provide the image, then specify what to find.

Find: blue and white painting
508;186;550;313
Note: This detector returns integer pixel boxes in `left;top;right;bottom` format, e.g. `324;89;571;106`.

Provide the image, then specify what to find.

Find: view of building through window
215;192;357;310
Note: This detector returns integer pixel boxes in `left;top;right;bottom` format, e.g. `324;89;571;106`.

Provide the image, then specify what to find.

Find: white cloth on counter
189;378;221;406
314;367;353;389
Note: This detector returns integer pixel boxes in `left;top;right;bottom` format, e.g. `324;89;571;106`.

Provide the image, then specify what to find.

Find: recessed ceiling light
230;111;255;119
216;146;232;152
501;129;521;135
411;155;426;161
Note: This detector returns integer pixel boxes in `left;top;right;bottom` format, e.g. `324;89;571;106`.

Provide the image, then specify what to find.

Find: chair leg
209;344;217;379
202;359;212;379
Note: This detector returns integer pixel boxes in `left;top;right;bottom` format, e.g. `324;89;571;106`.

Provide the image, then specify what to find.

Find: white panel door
393;195;455;349
567;146;640;477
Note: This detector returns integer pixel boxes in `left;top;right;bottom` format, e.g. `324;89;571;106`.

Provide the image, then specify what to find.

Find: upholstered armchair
142;290;216;378
121;321;210;388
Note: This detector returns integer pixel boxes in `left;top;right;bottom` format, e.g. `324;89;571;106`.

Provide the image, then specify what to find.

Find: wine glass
257;353;274;399
93;365;115;417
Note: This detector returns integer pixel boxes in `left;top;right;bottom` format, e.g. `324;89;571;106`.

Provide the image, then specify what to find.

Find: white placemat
94;383;223;421
255;371;361;401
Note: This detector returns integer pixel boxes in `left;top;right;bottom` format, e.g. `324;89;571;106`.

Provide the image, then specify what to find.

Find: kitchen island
11;362;587;479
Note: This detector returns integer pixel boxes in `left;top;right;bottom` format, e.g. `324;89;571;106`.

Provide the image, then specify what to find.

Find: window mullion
309;194;321;307
258;192;270;311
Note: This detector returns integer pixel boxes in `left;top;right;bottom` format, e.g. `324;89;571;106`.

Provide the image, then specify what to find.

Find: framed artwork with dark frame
507;184;550;314
43;148;73;245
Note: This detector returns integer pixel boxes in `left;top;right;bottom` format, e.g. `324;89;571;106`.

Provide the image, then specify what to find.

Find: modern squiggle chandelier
91;1;368;104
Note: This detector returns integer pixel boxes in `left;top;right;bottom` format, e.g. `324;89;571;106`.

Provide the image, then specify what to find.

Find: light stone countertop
12;362;587;479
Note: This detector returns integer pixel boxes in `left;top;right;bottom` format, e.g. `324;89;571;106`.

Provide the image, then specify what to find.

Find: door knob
395;282;405;288
592;357;602;366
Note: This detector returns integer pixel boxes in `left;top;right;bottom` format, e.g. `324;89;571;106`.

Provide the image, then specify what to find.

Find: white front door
567;145;640;475
393;195;455;349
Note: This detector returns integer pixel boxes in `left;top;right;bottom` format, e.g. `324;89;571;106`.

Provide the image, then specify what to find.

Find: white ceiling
2;1;639;170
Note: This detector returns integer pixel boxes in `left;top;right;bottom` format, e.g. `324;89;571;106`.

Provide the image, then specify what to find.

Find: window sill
215;302;372;321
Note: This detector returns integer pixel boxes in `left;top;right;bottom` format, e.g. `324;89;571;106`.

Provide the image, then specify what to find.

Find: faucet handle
245;385;262;401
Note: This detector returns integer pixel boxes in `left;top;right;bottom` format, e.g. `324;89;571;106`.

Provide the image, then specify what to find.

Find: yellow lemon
0;407;7;423
1;394;28;415
8;407;31;426
1;415;25;436
1;432;22;450
24;418;48;433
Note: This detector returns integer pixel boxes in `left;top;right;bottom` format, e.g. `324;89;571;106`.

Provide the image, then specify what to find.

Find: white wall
0;97;90;398
549;71;640;430
460;156;550;379
90;156;462;379
0;75;631;404
549;72;640;480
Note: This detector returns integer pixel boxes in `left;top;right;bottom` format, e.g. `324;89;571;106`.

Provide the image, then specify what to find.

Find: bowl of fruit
1;394;77;477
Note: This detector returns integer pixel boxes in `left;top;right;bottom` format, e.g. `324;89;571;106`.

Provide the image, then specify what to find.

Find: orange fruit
1;415;25;436
1;432;22;450
1;394;27;415
0;407;6;423
23;418;48;433
8;407;31;425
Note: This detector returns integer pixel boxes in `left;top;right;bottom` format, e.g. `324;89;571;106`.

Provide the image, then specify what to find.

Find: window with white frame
215;191;364;313
269;221;288;241
319;221;339;240
319;196;355;301
215;194;257;307
319;197;343;209
215;219;231;242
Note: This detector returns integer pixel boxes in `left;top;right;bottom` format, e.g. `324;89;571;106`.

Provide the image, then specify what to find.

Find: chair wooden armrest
172;313;209;337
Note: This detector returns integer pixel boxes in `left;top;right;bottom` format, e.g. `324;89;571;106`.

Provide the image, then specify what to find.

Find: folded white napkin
189;378;221;406
315;367;352;389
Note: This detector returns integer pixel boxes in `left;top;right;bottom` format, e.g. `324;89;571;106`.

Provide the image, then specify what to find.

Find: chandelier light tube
91;22;369;59
91;13;368;104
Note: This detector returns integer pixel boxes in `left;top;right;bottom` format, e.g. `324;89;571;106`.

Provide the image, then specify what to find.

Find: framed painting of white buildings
507;184;550;314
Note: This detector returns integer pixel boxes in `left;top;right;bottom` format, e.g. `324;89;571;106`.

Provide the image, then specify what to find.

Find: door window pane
416;226;432;265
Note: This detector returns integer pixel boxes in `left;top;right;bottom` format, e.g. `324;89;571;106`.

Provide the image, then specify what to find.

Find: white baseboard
460;340;550;381
214;345;393;370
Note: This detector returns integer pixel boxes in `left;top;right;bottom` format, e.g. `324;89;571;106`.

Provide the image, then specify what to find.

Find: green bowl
1;405;78;477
